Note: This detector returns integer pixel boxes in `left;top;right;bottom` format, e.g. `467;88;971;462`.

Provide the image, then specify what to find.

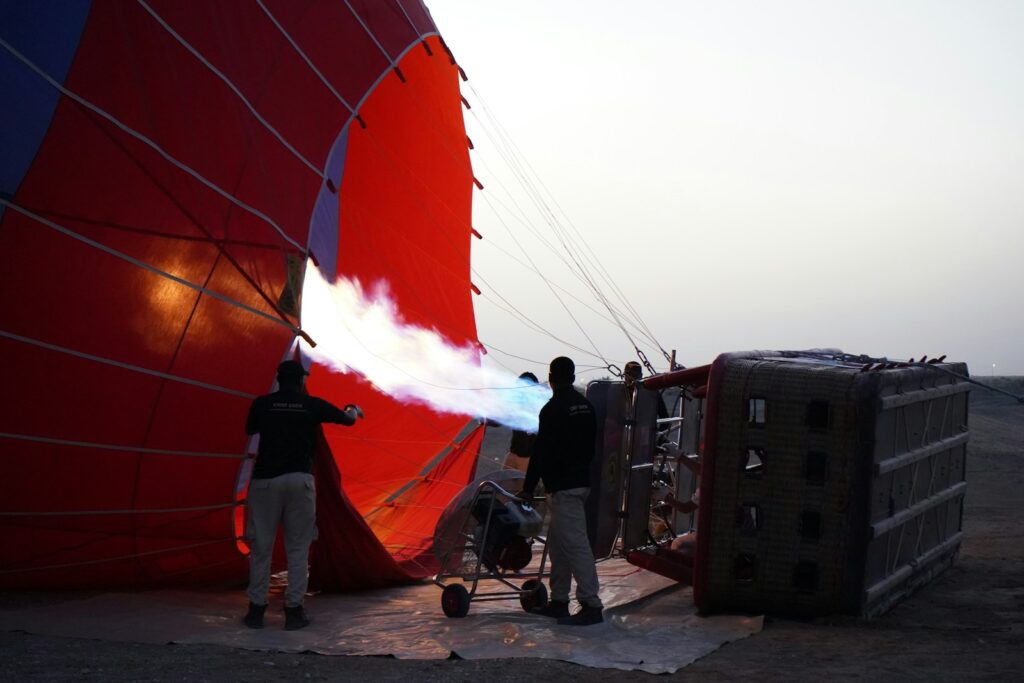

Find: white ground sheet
0;559;761;673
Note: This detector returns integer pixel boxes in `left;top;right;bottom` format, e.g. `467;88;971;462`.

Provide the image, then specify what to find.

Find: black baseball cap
277;360;309;381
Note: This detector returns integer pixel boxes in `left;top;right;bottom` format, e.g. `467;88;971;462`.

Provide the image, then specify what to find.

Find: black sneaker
531;600;569;618
284;605;310;631
558;605;603;626
243;602;266;629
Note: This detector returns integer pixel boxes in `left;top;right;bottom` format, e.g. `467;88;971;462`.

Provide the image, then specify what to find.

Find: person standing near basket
520;356;604;626
503;371;540;474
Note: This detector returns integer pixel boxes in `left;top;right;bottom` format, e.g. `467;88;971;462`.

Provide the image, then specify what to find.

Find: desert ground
3;378;1022;682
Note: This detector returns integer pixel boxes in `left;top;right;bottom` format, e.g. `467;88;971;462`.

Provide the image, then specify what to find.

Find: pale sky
425;0;1024;379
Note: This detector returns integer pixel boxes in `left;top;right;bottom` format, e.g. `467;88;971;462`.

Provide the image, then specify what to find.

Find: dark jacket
246;389;354;479
509;429;536;458
523;385;597;494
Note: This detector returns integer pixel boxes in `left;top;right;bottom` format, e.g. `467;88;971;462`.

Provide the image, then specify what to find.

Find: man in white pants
243;360;362;630
520;356;603;626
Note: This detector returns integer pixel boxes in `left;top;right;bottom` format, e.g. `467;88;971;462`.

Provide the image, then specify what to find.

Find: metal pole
610;383;640;556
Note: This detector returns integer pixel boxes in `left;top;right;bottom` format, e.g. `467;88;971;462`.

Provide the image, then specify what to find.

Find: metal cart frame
433;479;551;618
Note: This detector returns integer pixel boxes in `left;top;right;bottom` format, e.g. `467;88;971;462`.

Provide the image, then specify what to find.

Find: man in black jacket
521;356;603;626
242;360;362;630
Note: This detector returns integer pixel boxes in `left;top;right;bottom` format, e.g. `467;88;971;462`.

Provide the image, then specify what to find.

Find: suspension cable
467;82;671;363
477;192;665;350
251;10;638;368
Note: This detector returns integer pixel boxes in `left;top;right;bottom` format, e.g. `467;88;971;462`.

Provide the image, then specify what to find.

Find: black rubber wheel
519;579;548;612
499;536;533;571
441;583;471;618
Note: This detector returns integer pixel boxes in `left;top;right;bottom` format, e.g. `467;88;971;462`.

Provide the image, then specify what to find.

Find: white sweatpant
245;472;316;608
547;487;603;609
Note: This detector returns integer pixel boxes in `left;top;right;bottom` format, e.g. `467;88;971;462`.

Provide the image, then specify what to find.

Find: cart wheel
519;579;548;612
441;584;471;618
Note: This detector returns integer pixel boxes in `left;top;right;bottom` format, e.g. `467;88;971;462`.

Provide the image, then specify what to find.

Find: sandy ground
3;378;1023;682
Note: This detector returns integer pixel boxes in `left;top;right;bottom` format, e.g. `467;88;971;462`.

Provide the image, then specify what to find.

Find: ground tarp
0;559;761;673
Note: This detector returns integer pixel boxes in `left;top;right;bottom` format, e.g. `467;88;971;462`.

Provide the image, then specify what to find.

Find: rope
477;347;518;374
800;351;1023;404
475;180;610;366
250;12;632;371
469;84;670;353
0;502;238;517
910;362;1024;404
364;517;447;541
320;202;603;388
85;114;306;334
0;201;302;339
14;207;294;251
390;0;424;37
359;425;485;517
269;9;623;368
476;341;547;366
580;365;618;377
342;0;405;81
320;434;450;445
137;0;327;179
466;113;620;363
13;9;656;382
469;115;669;362
333;206;479;350
476;193;665;349
0;329;256;399
0;432;247;459
340;172;606;363
310;420;481;510
477;341;602;371
0;37;306;254
476;290;608;362
0;538;236;575
466;84;670;365
329;433;464;479
254;0;365;128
